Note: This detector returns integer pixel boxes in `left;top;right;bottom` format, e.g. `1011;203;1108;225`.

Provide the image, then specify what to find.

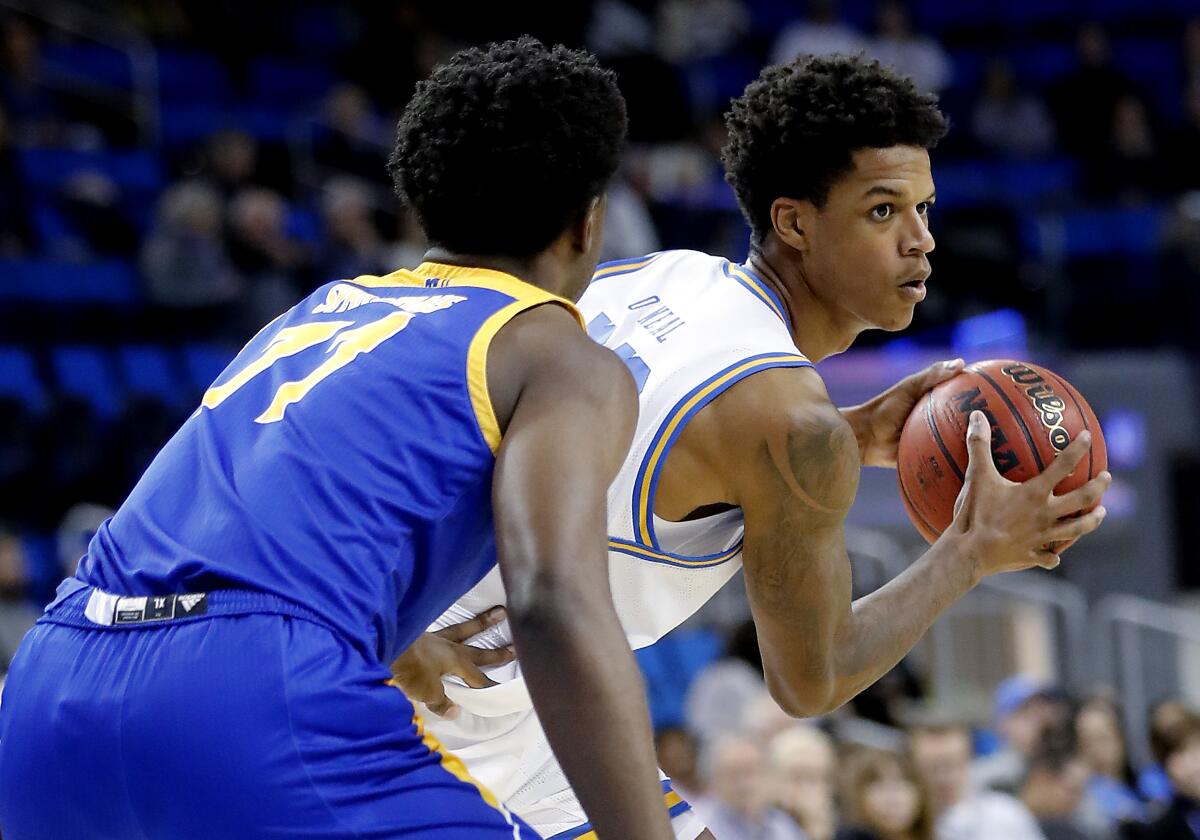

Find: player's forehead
837;145;934;201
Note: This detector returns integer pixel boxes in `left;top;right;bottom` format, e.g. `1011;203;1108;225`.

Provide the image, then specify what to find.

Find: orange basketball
897;359;1106;548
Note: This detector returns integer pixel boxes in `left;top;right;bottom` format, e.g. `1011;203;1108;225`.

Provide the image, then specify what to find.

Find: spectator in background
974;676;1072;795
1184;18;1200;90
686;619;766;743
386;206;427;270
656;727;705;803
770;0;867;66
837;749;933;840
140;180;243;331
226;186;314;329
908;720;1043;840
0;527;36;673
598;176;660;264
56;502;113;580
743;688;802;746
319;176;387;280
1076;697;1148;827
1049;23;1134;159
656;0;748;63
0;102;35;255
0;16;69;146
1085;94;1166;204
1136;701;1194;804
770;724;838;840
1020;742;1094;840
1123;709;1200;840
869;0;951;94
313;84;389;182
55;170;139;259
205;129;261;199
693;733;809;840
1166;82;1200;193
971;59;1056;159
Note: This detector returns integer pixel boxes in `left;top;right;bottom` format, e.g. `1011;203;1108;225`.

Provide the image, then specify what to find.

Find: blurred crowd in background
2;1;1200;837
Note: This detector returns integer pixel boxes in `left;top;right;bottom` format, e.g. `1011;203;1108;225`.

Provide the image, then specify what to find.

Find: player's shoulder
592;248;725;282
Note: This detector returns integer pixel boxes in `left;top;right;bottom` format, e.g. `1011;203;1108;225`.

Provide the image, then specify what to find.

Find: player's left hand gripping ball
843;359;964;468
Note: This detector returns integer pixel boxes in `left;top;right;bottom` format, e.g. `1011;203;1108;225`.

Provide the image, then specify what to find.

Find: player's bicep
728;388;861;713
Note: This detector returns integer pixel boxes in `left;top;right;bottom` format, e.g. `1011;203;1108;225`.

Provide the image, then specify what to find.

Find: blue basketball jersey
76;261;582;664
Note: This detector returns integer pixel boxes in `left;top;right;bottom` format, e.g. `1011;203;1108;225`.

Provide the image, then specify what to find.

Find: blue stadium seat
182;343;235;394
0;345;47;412
0;260;138;305
50;345;122;418
117;345;187;408
160;104;293;147
250;58;334;108
157;49;231;104
932;159;1078;210
18;148;163;201
41;42;133;90
1059;206;1166;258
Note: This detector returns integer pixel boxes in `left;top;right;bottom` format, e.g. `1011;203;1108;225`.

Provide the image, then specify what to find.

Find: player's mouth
898;273;929;302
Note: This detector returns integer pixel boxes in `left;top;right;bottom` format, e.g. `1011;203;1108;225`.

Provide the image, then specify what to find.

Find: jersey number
587;313;651;393
201;312;416;424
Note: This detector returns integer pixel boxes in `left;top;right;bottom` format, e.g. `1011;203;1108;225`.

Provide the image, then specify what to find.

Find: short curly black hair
723;54;948;246
389;37;627;258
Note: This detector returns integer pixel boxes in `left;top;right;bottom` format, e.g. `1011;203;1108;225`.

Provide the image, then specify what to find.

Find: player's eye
870;204;894;220
917;201;934;216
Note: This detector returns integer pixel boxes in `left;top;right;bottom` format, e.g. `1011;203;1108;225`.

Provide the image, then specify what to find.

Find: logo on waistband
111;593;209;624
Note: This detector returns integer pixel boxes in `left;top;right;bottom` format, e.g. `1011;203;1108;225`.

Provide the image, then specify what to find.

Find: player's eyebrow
862;185;937;202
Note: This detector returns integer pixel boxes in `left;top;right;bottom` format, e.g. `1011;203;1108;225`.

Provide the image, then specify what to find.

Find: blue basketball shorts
0;586;536;839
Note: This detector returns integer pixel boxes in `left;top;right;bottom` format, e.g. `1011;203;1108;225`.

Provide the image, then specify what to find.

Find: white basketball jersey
427;250;810;723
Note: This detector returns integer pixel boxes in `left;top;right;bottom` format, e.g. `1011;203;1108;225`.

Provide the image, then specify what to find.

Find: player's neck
746;241;861;362
421;247;574;299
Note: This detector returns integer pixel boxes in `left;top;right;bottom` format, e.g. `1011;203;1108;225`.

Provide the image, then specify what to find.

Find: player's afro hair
389;37;627;258
723;54;948;246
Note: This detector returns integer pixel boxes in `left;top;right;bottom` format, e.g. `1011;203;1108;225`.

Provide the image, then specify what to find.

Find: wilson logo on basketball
1000;364;1072;452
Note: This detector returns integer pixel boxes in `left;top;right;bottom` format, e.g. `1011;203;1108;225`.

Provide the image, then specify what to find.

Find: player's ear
572;194;607;256
770;197;809;254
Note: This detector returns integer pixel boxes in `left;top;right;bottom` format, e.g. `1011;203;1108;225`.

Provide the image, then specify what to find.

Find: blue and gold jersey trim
591;252;663;281
349;261;584;454
722;260;789;324
627;352;813;565
544;780;691;840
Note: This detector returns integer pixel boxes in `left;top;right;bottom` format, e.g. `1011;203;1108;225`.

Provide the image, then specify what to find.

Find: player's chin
876;304;917;332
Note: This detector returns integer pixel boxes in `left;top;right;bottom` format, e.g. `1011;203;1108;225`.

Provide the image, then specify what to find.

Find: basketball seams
897;464;941;541
970;366;1046;472
925;390;966;482
1042;369;1094;481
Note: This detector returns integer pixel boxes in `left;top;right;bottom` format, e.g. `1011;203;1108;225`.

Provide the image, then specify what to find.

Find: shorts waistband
42;585;334;633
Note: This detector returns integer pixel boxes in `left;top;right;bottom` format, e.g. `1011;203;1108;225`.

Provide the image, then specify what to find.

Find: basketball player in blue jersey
0;38;675;840
391;55;1113;840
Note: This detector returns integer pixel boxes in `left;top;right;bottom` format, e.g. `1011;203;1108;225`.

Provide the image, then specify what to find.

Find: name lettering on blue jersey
202;286;466;423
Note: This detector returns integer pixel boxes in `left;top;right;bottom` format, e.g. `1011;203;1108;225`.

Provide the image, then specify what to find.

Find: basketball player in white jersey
392;54;1111;839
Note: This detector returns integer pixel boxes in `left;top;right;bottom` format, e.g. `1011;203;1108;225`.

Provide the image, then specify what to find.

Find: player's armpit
710;367;861;717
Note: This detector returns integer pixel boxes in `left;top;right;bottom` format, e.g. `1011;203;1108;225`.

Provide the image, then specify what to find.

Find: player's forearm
508;584;674;840
830;531;976;706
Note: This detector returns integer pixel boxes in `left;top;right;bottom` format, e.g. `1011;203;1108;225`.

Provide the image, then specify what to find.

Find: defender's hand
842;359;964;468
950;411;1110;580
389;607;516;719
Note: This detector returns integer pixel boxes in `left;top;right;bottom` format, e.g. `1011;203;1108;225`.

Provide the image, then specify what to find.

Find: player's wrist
929;529;984;589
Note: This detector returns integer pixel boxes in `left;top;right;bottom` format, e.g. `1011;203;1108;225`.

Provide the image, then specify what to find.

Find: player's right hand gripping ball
897;359;1107;549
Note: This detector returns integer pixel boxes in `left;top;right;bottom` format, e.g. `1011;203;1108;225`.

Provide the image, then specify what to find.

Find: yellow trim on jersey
413;713;514;821
350;262;585;325
592;255;659;280
608;538;742;568
552;788;688;840
636;353;809;544
727;264;786;322
345;261;585;454
467;300;531;453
